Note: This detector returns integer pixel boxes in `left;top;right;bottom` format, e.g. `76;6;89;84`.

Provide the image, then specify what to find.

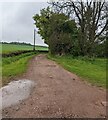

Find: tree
49;0;108;57
33;7;78;55
33;7;53;44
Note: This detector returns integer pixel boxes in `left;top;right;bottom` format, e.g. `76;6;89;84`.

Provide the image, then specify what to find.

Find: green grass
0;43;48;54
48;55;106;88
2;52;37;86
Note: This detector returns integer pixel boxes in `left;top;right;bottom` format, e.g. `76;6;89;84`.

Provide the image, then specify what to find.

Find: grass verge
2;52;37;86
48;54;106;88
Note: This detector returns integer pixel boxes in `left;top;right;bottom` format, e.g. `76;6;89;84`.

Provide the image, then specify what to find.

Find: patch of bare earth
2;54;106;118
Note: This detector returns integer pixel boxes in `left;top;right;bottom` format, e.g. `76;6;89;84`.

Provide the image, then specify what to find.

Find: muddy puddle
0;79;35;110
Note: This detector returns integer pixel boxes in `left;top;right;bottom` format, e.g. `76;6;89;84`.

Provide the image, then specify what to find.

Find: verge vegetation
2;52;37;86
48;55;106;88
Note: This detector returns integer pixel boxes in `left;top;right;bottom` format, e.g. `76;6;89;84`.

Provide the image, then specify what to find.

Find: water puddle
0;79;35;110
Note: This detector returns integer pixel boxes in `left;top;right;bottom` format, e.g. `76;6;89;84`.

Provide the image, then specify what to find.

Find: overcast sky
1;2;49;46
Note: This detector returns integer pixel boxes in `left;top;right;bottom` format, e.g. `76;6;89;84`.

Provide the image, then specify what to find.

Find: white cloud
1;2;48;46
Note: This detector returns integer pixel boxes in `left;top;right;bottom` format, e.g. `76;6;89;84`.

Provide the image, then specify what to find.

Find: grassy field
48;55;106;88
2;52;37;86
0;43;48;54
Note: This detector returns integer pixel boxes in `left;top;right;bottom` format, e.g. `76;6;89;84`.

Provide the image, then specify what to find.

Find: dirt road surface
2;54;106;118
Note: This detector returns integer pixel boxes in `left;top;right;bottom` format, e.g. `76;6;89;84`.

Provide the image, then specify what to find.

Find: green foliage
50;1;107;57
48;55;106;88
33;7;52;43
33;6;106;57
33;7;78;55
94;41;106;58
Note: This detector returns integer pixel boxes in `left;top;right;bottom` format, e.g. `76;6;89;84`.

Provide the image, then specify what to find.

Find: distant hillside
1;42;32;46
1;42;48;48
